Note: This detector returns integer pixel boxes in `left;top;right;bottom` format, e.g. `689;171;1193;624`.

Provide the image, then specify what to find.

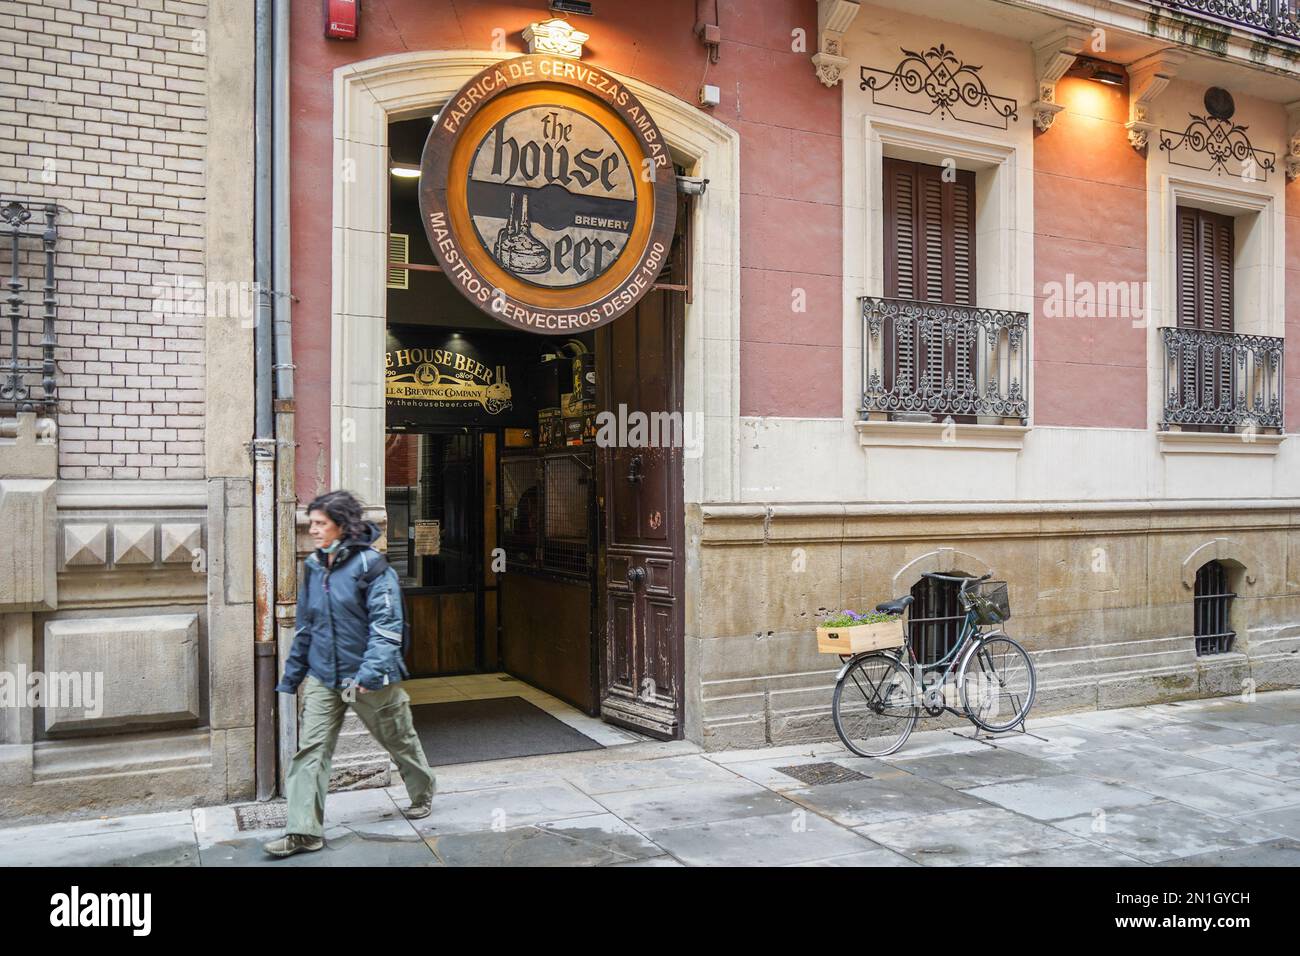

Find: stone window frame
1147;174;1285;456
853;117;1034;451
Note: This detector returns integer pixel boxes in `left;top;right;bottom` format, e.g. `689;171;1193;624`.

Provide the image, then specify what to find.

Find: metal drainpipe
252;0;277;802
271;0;298;796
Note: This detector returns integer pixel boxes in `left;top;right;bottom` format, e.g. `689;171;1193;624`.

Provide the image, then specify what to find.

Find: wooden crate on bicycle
816;612;906;655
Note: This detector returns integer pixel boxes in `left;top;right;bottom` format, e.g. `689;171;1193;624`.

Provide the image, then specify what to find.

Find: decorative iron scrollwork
859;297;1029;422
1160;326;1284;430
1159;89;1277;180
859;44;1019;129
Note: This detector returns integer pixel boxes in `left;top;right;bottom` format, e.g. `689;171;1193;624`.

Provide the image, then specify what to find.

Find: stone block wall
686;503;1300;750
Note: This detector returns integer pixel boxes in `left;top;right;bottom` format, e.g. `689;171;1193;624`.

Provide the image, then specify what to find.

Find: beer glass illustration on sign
468;107;636;288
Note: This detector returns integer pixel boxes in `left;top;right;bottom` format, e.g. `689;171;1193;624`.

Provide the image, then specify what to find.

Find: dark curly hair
305;490;369;542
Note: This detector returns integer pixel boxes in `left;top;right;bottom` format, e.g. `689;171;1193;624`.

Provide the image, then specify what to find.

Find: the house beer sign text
420;55;676;334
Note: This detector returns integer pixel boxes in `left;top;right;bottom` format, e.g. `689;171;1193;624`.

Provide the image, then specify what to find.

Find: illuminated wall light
390;163;421;179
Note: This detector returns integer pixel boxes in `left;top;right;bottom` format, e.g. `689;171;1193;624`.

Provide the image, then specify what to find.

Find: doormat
410;695;604;767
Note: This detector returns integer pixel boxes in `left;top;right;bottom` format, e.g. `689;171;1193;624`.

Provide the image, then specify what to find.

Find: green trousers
284;674;436;838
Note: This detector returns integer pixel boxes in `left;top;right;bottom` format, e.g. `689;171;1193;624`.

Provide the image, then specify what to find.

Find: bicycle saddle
875;594;914;614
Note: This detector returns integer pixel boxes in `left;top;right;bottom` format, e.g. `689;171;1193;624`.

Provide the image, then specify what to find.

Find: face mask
322;538;342;554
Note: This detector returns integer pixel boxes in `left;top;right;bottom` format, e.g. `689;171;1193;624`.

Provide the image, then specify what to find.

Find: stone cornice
995;0;1300;84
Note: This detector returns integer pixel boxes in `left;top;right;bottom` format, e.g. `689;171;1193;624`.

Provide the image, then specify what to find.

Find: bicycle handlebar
921;571;993;587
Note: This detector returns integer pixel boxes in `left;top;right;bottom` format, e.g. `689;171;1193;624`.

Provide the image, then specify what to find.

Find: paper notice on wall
413;519;441;556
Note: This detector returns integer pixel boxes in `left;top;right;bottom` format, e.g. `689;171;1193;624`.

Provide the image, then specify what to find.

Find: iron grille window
1;200;60;418
500;449;594;580
500;456;542;570
908;574;965;666
1194;560;1235;656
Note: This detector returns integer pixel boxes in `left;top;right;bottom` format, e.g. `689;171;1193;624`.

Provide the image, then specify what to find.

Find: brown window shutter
884;158;976;306
883;157;918;300
1177;206;1234;333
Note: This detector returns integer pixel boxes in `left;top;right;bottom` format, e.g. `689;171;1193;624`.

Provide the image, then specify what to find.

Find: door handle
626;454;643;484
626;565;646;588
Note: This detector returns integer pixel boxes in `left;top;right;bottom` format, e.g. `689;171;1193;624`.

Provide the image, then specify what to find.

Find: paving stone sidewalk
2;690;1298;867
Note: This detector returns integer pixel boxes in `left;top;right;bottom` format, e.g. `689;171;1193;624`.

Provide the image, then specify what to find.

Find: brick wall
0;0;208;479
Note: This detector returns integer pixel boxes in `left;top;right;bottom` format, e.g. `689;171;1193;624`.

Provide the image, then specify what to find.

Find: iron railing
1160;326;1284;431
860;296;1029;424
1154;0;1300;44
1;199;59;418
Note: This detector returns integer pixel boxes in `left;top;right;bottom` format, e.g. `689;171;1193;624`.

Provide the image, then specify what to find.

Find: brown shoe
401;795;432;820
263;832;325;857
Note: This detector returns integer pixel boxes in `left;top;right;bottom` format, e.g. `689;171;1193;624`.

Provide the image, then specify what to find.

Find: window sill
1156;430;1285;456
855;419;1028;451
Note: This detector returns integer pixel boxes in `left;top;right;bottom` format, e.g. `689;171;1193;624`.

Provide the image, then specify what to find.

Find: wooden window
1175;207;1235;428
1193;560;1235;656
1176;207;1234;334
884;157;976;305
882;158;977;413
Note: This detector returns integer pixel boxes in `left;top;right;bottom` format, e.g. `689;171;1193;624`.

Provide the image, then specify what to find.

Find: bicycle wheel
832;653;918;757
959;633;1036;733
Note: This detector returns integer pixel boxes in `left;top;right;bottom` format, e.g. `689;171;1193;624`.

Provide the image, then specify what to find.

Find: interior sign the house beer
384;325;539;428
420;55;676;333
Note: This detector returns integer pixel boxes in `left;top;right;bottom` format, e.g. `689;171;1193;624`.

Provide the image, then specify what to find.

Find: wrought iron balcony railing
860;297;1029;424
1154;0;1300;44
1;199;60;418
1160;326;1284;431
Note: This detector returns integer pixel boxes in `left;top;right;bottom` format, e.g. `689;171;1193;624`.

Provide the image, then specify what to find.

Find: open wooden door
596;289;685;739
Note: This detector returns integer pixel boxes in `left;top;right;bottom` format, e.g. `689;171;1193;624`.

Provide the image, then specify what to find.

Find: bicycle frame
835;573;994;718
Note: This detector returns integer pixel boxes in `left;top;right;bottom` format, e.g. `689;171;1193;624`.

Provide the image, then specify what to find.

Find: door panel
597;290;685;739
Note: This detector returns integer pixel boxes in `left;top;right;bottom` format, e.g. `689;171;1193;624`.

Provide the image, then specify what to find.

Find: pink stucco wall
289;1;843;498
1032;75;1147;429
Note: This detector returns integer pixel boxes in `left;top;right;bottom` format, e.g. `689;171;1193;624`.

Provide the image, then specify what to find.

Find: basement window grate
1194;560;1235;656
774;762;870;787
233;802;288;832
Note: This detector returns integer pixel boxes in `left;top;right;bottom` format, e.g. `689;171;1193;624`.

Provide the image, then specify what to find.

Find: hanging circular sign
420;55;676;334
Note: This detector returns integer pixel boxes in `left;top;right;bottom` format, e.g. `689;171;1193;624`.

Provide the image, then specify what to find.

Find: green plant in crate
819;609;902;628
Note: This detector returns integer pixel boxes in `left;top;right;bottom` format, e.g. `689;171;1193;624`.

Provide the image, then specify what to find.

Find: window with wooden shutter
884;158;976;306
1176;207;1233;334
1175;207;1234;428
882;158;977;412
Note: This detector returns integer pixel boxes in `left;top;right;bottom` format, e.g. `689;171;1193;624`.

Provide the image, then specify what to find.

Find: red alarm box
324;0;359;40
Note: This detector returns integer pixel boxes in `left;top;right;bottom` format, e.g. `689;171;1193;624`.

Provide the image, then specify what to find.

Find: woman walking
264;490;437;858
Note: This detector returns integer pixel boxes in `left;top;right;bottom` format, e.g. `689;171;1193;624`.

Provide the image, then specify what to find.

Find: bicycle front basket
966;581;1010;625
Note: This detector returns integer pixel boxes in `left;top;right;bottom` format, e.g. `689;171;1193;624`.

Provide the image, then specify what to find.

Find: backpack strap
357;550;390;591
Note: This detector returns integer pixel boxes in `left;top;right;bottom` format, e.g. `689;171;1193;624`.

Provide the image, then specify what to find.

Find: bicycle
830;571;1037;757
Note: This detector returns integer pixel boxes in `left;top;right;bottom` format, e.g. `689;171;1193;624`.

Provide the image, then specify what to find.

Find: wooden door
596;289;685;739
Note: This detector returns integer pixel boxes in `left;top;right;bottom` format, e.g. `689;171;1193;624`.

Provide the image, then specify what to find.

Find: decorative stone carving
1125;49;1185;151
63;523;107;568
522;18;588;60
1030;26;1089;132
160;522;202;565
1285;100;1300;182
812;0;860;88
112;523;156;566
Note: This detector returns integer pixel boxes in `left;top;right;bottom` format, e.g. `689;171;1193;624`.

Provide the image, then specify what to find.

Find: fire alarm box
324;0;359;40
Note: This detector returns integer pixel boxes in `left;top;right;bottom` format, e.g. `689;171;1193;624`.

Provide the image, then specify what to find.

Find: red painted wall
1031;75;1147;429
289;0;843;499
